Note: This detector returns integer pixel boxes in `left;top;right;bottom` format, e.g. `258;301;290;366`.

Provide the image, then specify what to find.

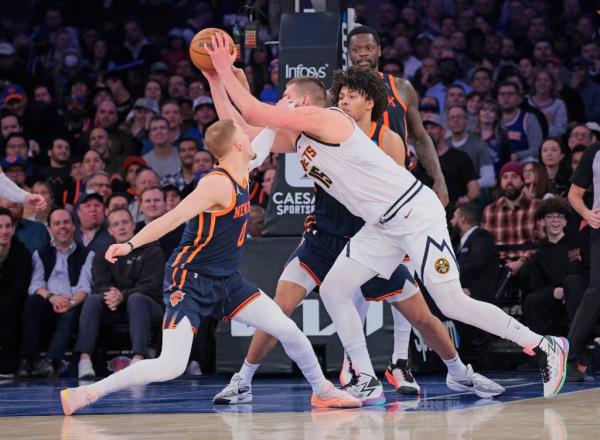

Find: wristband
126;241;134;251
69;299;77;307
47;293;54;301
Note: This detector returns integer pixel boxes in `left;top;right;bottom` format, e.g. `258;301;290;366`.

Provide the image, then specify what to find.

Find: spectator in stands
89;127;121;174
498;81;543;163
446;105;495;191
524;198;588;337
420;113;479;214
160;100;183;145
135;186;184;257
1;155;27;188
450;202;500;369
17;208;93;378
0;197;50;254
23;181;54;224
144;80;163;103
546;57;586;125
129;167;159;222
0;113;21;142
412;57;438;96
39;137;71;203
85;171;112;202
142;117;180;178
482;162;540;282
187;80;206;101
3;133;37;182
393;36;420;79
88;99;137;159
122;98;158;144
122;156;147;199
426;54;471;110
163;185;181;211
248;205;266;238
540;138;571;196
567;124;595;150
0;207;32;377
81;150;106;182
470;68;493;99
105;193;129;215
167;75;187;100
184;96;217;144
115;19;156;65
160;137;198;191
476;98;510;178
75;207;164;378
89;39;115;74
526;69;568;138
570;145;586;173
522;161;555;200
75;192;112;254
569;58;600;123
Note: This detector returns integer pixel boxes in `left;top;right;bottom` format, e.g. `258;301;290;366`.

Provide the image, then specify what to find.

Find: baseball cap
0;43;15;56
134;97;160;114
568;57;590;70
0;154;26;170
150;62;170;74
77;190;104;206
0;84;26;106
422;113;441;127
585;121;600;134
193;96;214;111
123;155;147;171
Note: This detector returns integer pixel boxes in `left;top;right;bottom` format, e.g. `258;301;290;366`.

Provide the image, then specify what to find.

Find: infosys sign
284;63;329;79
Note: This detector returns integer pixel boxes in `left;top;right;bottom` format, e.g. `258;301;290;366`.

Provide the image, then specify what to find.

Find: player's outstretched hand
24;193;47;211
105;243;131;264
207;33;236;75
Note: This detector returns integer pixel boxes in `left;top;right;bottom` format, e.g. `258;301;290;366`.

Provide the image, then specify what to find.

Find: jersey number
237;220;248;247
308;166;333;188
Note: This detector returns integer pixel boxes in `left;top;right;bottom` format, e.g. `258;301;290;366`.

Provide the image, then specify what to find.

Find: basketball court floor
2;373;600;439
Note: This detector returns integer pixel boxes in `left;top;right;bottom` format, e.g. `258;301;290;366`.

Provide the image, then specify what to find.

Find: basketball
189;28;236;72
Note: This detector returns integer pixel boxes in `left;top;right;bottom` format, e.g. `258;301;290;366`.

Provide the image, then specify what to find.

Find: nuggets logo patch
434;258;450;275
170;290;185;307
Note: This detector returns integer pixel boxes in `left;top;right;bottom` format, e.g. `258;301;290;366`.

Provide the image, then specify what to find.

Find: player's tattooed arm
400;79;449;207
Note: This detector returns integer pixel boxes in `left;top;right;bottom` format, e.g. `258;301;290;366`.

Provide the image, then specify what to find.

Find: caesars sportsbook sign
262;12;341;236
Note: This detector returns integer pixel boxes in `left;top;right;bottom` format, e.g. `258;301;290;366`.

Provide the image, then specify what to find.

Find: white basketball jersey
295;108;423;224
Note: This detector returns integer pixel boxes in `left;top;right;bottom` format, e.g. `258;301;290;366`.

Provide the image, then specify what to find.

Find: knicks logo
434;258;450;275
170;290;185;307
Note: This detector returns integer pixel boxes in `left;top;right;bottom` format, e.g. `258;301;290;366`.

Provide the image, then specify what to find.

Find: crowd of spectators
0;0;599;379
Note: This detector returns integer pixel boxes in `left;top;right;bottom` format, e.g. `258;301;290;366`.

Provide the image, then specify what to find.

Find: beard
503;185;521;200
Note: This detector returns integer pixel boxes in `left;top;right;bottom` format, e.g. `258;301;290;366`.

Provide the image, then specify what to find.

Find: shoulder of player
195;172;234;194
392;77;416;101
381;125;402;144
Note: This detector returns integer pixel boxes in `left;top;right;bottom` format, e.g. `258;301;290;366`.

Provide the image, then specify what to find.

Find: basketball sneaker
524;336;568;399
342;372;386;406
311;380;362;408
213;373;252;405
339;352;359;387
60;386;99;415
78;359;95;379
384;359;420;395
446;365;505;398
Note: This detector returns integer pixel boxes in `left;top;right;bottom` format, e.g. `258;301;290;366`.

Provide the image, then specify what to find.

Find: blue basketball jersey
311;121;389;237
167;166;250;277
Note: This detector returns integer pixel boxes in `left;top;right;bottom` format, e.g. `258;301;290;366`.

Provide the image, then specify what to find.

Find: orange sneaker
60;387;99;415
311;380;362;408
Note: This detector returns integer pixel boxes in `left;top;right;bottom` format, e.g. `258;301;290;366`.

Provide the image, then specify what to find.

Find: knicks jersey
379;72;411;170
167;167;250;277
312;120;391;237
297;109;418;225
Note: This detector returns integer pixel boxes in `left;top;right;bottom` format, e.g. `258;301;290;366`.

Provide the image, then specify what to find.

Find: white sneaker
60;386;99;415
311;380;362;408
446;365;505;398
77;359;95;379
339;352;358;387
524;336;569;399
384;359;420;395
342;372;386;406
213;373;253;405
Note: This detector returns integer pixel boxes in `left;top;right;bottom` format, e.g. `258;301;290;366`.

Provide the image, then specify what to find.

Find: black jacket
91;242;165;305
135;221;184;259
0;236;32;301
456;227;500;302
529;232;589;293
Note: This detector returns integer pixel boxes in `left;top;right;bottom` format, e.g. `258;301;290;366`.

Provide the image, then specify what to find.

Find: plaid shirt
160;171;188;191
481;194;541;262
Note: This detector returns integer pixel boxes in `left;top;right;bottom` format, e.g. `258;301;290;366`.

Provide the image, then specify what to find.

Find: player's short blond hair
204;119;238;159
287;76;327;107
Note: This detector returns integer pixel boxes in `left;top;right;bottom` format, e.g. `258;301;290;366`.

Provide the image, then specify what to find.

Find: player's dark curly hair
330;67;388;122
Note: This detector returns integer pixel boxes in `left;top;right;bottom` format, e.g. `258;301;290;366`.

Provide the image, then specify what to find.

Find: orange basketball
189;28;236;72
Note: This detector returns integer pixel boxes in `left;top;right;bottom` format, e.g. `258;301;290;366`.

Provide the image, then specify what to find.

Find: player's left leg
232;292;361;408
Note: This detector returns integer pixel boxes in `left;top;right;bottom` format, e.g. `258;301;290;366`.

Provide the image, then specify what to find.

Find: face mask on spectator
64;54;79;67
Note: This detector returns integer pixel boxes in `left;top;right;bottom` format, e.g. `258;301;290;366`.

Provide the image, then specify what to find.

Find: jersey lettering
308;167;333;188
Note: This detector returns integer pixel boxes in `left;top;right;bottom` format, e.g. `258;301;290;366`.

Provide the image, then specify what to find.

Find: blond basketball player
208;33;569;402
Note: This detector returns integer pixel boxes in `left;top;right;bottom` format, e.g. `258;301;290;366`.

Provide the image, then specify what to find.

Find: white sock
87;317;194;398
239;359;260;384
504;317;543;349
391;307;411;363
234;293;325;394
319;255;379;378
443;354;469;379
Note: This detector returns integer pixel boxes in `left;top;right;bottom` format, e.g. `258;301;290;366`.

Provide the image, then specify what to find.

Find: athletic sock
443;354;469;380
345;338;377;377
391;307;411;363
239;359;260;384
504;317;543;349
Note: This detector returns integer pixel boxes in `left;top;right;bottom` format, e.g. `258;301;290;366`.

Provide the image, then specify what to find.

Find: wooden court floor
2;375;600;439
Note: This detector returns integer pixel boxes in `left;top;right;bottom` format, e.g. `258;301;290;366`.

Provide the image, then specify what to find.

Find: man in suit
451;203;501;368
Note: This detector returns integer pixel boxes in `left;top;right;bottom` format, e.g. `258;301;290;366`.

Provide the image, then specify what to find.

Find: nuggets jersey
297;108;420;225
379;72;411;170
312;121;390;237
167;167;250;277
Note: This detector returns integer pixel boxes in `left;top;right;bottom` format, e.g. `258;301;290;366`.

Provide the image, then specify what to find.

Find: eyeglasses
544;214;565;221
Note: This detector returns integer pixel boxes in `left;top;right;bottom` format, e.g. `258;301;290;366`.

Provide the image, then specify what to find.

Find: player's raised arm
105;173;231;263
0;169;46;210
207;34;353;144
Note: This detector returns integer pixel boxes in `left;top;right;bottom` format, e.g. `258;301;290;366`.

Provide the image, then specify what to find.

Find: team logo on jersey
170;290;185;307
434;258;450;275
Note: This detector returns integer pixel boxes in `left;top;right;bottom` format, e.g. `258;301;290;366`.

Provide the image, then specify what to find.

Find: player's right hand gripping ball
189;28;236;72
